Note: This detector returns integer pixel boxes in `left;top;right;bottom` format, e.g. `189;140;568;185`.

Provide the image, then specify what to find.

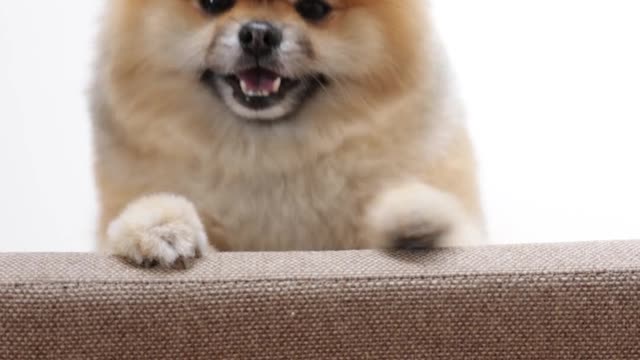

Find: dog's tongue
237;68;281;94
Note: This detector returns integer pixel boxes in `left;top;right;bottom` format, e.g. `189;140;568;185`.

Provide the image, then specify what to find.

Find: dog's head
107;0;427;123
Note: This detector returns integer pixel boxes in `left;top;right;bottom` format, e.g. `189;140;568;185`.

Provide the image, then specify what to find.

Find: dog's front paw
364;182;484;249
105;194;209;269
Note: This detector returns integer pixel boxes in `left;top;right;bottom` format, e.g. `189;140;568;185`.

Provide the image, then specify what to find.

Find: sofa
1;240;639;359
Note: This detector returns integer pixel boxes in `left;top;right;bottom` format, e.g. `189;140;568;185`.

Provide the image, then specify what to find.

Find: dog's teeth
272;77;282;93
240;80;249;95
239;80;277;97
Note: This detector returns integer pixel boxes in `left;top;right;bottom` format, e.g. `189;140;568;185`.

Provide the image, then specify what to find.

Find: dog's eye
295;0;333;22
198;0;235;15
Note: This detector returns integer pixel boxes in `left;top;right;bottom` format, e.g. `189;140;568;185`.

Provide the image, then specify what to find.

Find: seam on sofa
2;269;638;289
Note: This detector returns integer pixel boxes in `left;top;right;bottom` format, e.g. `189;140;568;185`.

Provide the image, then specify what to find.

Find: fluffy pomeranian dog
92;0;485;267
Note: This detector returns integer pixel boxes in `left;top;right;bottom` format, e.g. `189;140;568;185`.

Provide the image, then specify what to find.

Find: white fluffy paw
105;194;209;269
364;182;485;249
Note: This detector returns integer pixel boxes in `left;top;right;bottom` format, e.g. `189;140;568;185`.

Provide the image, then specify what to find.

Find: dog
91;0;485;267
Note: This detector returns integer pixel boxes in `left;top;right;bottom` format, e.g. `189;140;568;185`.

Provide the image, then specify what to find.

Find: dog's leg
103;194;210;268
364;181;485;249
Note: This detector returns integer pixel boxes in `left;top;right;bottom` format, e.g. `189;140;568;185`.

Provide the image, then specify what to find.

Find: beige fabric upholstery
1;241;639;359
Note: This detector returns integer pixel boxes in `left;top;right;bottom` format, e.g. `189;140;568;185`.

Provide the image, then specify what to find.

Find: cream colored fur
107;194;208;267
92;0;485;267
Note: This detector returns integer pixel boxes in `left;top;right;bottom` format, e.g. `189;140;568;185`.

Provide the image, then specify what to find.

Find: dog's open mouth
201;67;327;120
232;68;288;97
223;68;302;110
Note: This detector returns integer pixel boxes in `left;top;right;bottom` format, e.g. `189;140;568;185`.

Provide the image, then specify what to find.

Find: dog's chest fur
106;143;391;251
206;163;364;251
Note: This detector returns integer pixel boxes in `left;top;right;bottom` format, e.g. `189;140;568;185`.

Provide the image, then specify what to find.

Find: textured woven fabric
1;241;639;359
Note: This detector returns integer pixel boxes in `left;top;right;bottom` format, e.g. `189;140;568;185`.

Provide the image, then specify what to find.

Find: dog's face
110;0;425;123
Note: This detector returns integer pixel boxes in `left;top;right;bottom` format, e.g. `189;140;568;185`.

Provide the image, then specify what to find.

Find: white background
0;1;638;252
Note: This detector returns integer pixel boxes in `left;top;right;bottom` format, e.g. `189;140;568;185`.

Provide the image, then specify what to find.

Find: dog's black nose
239;21;283;57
